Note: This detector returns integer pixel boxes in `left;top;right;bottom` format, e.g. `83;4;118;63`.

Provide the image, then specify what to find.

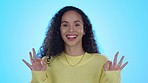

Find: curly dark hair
39;6;100;58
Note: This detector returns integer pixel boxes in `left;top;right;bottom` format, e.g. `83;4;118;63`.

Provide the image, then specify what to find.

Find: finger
104;61;109;71
41;59;47;71
32;48;37;61
38;58;43;65
42;59;47;66
40;59;47;66
117;56;124;66
113;52;119;65
108;61;112;70
22;59;32;70
121;61;128;70
29;52;33;63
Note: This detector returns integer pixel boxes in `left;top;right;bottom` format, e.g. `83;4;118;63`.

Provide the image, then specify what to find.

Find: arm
100;69;121;83
22;48;52;83
31;57;53;83
31;70;52;83
100;52;128;83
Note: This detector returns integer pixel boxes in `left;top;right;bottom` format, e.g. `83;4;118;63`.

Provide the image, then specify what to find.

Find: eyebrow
74;20;83;24
61;21;68;24
61;20;83;24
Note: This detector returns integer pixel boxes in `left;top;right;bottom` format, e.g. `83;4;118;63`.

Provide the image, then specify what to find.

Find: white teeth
67;35;77;38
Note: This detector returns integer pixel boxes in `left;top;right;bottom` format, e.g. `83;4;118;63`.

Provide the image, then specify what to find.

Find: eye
62;24;68;27
75;24;80;27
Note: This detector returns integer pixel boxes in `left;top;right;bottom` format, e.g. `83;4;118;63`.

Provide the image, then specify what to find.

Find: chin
66;42;77;47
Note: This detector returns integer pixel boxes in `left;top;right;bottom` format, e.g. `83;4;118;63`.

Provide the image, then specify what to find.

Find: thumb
104;61;110;71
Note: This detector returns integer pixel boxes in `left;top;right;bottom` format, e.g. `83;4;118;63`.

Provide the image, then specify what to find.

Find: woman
22;6;128;83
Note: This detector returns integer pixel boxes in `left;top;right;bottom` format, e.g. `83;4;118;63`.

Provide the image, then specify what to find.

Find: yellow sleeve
97;54;121;83
31;71;50;83
100;70;121;83
31;56;52;83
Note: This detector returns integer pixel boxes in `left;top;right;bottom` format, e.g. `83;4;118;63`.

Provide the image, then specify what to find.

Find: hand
104;52;128;71
22;48;47;71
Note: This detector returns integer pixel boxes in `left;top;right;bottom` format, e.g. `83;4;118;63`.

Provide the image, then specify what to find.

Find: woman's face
60;10;85;47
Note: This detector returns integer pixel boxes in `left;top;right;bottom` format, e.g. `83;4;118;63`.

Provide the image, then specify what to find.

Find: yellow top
31;52;121;83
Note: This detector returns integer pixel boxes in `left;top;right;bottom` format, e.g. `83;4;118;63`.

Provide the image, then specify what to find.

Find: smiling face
60;10;85;47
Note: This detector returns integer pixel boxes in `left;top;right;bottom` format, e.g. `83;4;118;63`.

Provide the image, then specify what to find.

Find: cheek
60;28;66;36
79;29;85;35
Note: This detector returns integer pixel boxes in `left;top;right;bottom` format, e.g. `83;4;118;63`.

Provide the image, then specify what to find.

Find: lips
66;34;78;41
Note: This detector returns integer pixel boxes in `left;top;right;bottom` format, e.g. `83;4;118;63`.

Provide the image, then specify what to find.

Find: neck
64;44;84;56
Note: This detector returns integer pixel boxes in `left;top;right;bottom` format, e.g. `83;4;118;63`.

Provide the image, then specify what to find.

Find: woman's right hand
22;48;47;71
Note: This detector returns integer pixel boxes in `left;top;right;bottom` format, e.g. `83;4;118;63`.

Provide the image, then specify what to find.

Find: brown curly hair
38;6;101;59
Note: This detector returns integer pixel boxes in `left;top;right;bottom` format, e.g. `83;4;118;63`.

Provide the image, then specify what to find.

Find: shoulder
94;53;108;61
87;53;108;63
42;54;62;63
42;56;55;64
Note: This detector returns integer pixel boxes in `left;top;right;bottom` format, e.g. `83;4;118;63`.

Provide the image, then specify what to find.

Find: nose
69;25;74;32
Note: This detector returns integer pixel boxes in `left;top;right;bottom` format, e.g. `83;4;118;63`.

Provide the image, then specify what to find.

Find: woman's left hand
104;52;128;71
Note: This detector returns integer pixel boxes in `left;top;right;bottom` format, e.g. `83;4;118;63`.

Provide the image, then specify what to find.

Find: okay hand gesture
104;52;128;71
22;48;47;71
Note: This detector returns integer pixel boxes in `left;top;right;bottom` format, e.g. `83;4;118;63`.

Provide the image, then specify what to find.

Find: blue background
0;0;148;83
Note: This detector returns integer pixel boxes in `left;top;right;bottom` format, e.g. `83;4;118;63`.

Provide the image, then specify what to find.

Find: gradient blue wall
0;0;148;83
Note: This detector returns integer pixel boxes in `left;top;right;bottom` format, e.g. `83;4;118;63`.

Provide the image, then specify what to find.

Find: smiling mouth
66;34;78;41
